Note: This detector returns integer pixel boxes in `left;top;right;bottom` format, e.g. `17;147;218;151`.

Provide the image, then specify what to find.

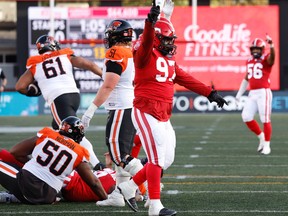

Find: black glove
207;90;228;108
26;81;42;97
147;0;160;24
93;162;106;171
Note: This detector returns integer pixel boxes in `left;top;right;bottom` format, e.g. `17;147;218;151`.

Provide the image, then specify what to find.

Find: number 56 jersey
26;48;79;105
22;127;90;193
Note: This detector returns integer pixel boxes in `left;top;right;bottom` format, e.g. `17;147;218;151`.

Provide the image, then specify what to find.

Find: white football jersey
102;45;135;110
23;127;90;193
26;48;79;105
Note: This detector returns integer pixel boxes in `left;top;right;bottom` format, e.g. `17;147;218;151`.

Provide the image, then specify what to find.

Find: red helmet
250;38;266;58
154;17;177;56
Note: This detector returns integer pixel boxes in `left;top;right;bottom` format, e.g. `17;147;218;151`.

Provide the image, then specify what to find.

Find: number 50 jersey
22;127;90;193
26;48;79;105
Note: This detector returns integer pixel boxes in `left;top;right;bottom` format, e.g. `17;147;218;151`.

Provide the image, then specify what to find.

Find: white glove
82;103;98;128
266;34;273;45
163;0;174;20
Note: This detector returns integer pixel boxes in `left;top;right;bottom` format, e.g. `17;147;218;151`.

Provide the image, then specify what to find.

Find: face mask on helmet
154;18;177;56
250;38;265;59
103;20;133;49
36;35;61;54
59;116;85;143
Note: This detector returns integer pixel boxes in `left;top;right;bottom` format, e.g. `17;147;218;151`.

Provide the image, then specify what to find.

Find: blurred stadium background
0;0;287;116
0;0;288;215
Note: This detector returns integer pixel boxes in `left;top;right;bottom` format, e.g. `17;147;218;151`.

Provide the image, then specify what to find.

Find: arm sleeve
235;79;248;99
106;60;122;76
174;63;212;97
134;20;155;68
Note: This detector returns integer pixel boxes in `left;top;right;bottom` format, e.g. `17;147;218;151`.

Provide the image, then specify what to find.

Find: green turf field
0;113;288;215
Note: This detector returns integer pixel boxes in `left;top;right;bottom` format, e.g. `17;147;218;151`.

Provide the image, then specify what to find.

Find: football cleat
149;207;177;216
257;132;265;152
261;141;271;155
0;192;20;203
96;188;125;207
159;208;177;216
117;181;138;212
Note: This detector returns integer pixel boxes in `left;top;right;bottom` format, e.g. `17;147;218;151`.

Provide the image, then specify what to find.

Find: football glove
147;0;160;24
163;0;174;20
266;34;273;45
26;81;42;97
93;162;106;171
207;90;228;108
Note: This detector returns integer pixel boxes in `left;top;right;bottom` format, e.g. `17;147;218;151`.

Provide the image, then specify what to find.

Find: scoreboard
28;7;149;93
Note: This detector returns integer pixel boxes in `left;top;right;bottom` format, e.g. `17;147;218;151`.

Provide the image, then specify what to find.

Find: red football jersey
133;21;212;121
62;168;116;202
246;53;272;90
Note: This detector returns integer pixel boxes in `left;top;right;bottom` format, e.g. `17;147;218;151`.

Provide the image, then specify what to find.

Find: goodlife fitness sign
172;6;279;91
28;6;279;92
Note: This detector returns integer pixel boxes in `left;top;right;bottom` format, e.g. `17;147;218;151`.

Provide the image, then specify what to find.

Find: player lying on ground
0;135;146;203
0;116;107;204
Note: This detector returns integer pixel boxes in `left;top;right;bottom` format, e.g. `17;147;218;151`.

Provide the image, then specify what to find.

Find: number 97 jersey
246;53;273;90
26;48;79;105
22;127;90;193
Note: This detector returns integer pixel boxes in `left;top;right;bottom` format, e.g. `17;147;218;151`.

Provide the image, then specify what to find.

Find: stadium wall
1;91;287;116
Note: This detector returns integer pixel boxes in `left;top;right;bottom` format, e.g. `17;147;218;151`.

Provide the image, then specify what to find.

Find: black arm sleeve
106;60;122;76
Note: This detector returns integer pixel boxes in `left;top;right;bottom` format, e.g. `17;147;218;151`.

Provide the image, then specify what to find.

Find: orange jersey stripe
111;110;123;163
0;163;17;176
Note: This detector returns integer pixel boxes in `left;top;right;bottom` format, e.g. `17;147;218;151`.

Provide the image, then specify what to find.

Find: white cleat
96;188;125;207
261;141;271;155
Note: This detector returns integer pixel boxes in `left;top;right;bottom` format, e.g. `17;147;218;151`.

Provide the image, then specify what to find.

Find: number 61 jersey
22;127;90;193
26;48;79;105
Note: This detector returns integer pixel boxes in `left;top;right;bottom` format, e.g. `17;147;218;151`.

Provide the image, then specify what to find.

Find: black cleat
117;186;138;212
159;207;177;216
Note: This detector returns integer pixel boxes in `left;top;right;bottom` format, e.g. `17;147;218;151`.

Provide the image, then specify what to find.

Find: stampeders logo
183;23;251;61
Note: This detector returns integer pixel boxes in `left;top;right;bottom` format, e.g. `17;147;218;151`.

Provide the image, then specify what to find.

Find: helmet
154;17;177;56
250;38;266;59
104;20;133;49
36;35;61;54
59;116;85;143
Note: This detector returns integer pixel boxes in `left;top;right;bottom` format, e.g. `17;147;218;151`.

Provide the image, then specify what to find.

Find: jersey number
42;57;66;79
37;140;73;176
156;57;176;82
247;63;263;79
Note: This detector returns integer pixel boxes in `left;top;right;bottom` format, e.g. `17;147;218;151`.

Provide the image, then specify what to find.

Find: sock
263;122;272;141
131;135;142;158
133;163;147;186
146;163;162;199
0;149;24;168
245;120;262;135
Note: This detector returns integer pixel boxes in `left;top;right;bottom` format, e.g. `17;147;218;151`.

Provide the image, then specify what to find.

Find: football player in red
236;35;275;155
113;1;228;216
0;116;107;204
82;19;146;207
15;35;104;172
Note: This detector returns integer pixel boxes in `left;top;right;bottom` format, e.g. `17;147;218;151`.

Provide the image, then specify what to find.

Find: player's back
23;127;89;193
26;48;79;104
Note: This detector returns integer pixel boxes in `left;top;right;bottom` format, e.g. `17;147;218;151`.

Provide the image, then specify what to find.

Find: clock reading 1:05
79;19;106;34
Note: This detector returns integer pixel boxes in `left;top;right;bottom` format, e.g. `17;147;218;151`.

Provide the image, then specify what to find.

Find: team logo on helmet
111;21;122;30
